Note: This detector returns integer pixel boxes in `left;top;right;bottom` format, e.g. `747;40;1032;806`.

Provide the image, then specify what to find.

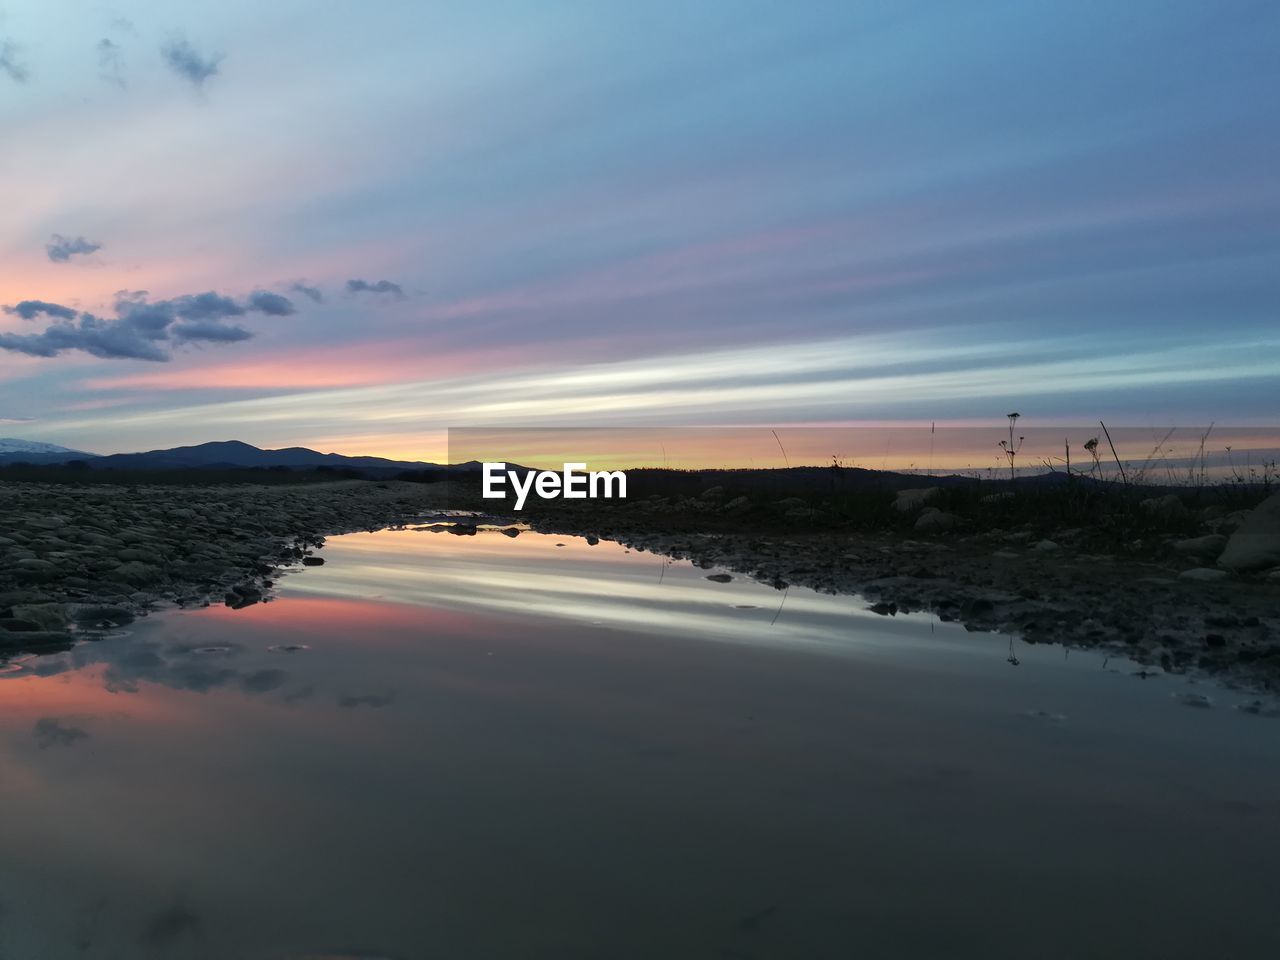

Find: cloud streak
347;278;405;299
46;234;103;262
290;282;323;303
4;300;79;321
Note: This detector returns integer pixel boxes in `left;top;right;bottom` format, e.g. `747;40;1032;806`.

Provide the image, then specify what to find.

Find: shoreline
512;510;1280;693
3;478;1279;692
0;480;447;651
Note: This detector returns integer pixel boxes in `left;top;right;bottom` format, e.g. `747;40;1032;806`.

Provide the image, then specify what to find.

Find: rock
1140;494;1189;520
67;604;134;626
894;487;939;512
15;558;56;573
1033;539;1060;552
722;496;750;512
1217;492;1280;571
113;561;159;586
0;618;43;632
10;603;68;630
961;597;997;617
1221;510;1252;533
868;601;898;616
705;573;733;583
699;486;726;500
914;510;957;532
1179;567;1229;582
775;497;807;509
301;556;325;566
1236;699;1280;718
1173;534;1228;559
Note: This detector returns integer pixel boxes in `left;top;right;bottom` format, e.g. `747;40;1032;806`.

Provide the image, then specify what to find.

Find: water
1;525;1278;959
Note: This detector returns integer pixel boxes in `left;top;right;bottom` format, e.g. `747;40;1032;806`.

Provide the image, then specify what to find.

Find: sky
1;0;1277;461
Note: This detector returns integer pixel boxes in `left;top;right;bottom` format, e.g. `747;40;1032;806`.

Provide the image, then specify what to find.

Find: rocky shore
5;476;1280;692
1;480;445;654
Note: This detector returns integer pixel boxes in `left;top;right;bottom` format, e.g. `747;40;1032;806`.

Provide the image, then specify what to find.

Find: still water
1;525;1278;959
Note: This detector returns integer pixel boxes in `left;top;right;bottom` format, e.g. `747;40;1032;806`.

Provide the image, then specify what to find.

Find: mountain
0;438;95;456
0;438;98;464
88;440;444;474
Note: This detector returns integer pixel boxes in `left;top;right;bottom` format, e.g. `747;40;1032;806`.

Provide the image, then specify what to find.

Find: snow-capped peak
0;438;93;455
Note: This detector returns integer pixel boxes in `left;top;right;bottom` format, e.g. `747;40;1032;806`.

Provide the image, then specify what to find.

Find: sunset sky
2;0;1277;461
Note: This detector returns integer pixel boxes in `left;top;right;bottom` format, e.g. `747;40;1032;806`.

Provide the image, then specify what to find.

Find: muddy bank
0;480;446;653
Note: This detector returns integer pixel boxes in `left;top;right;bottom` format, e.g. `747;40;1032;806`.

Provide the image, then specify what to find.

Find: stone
705;573;733;583
10;603;68;630
1217;492;1280;571
914;510;957;532
1172;534;1228;559
1179;567;1229;582
1034;539;1060;552
113;561;160;586
301;556;325;566
0;618;42;632
894;487;939;512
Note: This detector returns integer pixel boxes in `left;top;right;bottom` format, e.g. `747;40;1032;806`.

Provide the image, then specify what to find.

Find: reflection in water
0;527;1278;959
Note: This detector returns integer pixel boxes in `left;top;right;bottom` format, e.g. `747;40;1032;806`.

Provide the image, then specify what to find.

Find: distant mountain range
0;438;455;475
0;436;1096;487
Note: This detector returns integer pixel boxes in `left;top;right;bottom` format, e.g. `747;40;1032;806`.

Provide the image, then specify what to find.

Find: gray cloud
0;313;170;361
98;38;125;87
170;320;252;342
1;286;301;361
161;38;221;88
172;291;244;321
4;300;79;320
1;38;29;83
347;278;405;299
248;290;296;315
46;234;103;262
290;282;323;303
